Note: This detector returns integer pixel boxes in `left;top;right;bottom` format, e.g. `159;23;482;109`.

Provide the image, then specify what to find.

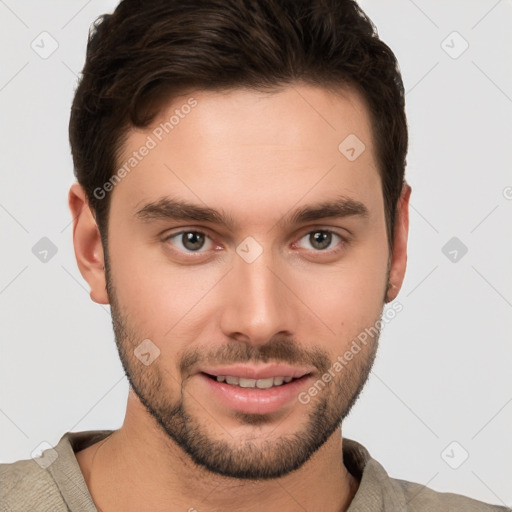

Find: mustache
179;335;331;375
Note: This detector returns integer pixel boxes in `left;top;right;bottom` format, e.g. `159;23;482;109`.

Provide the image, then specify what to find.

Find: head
69;0;410;480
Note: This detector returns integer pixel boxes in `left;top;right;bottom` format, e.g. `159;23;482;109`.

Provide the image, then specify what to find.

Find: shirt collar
50;430;407;512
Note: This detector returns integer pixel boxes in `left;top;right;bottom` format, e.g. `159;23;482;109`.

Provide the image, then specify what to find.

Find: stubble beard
105;261;382;480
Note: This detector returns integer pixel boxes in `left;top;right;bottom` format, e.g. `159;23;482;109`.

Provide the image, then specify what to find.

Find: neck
78;392;359;512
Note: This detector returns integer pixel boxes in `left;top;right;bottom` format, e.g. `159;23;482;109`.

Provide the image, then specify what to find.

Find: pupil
183;232;205;251
310;231;331;250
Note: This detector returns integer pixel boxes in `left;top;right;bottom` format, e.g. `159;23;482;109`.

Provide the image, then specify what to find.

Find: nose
219;247;298;346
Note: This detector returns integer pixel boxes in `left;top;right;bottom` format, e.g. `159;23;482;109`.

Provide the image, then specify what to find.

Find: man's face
103;85;393;478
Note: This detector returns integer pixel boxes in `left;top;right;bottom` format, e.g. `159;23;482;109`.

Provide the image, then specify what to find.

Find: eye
165;231;215;252
296;230;343;251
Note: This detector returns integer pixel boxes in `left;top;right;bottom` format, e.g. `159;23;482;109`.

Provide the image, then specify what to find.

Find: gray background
0;0;511;506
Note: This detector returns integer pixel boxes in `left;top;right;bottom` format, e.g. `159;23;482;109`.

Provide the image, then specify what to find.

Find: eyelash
162;228;347;257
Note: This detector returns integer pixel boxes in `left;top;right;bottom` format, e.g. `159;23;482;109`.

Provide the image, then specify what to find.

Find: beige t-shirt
0;430;509;511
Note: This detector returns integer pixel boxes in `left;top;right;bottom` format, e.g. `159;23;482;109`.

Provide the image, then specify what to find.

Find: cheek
345;221;390;302
291;242;389;346
108;236;225;340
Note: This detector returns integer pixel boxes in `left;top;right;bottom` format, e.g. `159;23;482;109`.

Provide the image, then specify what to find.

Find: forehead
111;84;381;223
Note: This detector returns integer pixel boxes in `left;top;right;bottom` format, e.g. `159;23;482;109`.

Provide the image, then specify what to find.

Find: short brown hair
69;0;408;246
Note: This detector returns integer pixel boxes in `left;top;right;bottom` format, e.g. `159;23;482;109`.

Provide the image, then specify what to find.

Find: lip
197;366;314;415
199;364;312;380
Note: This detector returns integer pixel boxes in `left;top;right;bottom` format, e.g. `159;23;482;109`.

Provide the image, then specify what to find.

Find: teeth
214;375;295;388
256;378;274;389
239;378;257;388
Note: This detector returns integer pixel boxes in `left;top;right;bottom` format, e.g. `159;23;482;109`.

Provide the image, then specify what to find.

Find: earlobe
68;183;109;305
385;183;411;303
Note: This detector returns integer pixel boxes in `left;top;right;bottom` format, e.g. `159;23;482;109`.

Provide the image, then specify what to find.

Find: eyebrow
135;195;369;229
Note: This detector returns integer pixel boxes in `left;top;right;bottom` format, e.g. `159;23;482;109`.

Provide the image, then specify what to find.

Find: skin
70;84;410;512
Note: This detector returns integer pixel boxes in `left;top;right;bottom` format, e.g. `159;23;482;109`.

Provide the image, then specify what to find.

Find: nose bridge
219;244;293;344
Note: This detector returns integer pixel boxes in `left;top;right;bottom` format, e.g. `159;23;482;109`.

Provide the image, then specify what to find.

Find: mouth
202;373;306;389
196;365;314;415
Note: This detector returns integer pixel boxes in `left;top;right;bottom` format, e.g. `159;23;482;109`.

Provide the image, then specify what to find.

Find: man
0;0;508;510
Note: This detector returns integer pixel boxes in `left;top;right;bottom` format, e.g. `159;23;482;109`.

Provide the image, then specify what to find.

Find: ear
68;183;109;305
385;183;411;303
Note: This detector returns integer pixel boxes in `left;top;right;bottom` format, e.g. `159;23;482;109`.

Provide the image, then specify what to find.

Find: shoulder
0;430;113;512
343;438;509;512
394;476;510;511
0;457;67;512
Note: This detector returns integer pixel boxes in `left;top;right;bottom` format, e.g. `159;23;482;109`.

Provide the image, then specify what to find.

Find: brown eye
165;231;213;252
309;231;332;250
181;232;205;251
295;230;344;254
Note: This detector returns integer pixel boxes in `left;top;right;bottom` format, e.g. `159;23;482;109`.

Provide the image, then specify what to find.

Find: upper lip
199;364;313;380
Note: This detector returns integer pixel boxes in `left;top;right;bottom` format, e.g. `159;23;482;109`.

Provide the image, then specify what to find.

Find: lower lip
198;373;312;415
